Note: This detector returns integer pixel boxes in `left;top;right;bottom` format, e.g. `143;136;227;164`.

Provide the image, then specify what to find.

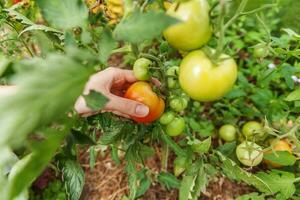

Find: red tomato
124;81;165;123
13;0;22;4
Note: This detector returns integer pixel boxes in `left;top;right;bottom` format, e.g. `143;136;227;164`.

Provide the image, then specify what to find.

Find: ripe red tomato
124;81;165;123
13;0;22;4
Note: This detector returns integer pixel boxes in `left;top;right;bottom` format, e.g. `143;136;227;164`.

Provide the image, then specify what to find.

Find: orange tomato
264;139;292;168
124;81;165;123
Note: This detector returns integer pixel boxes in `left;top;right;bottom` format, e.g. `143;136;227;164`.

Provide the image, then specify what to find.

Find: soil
78;147;255;200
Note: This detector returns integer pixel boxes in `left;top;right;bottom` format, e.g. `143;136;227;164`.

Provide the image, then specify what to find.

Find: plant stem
161;143;169;171
255;13;271;43
213;0;226;60
5;22;34;57
223;0;249;30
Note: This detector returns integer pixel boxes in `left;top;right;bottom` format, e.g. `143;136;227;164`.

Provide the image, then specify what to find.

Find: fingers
105;94;149;118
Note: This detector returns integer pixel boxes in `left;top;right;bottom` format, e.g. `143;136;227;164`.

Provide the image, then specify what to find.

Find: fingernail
135;105;149;116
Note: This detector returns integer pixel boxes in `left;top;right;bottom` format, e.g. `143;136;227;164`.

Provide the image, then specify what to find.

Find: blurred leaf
0;50;92;147
285;88;300;101
279;0;300;33
282;28;300;40
136;169;151;198
114;11;178;44
62;159;85;200
7;128;66;199
157;172;181;189
111;145;121;166
36;0;88;29
83;90;108;111
256;170;297;199
263;151;296;166
98;28;118;64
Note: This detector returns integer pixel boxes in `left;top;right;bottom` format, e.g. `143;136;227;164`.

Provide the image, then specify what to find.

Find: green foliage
157;172;181;189
83;90;108;111
62;160;85;200
114;11;178;44
36;0;88;29
263;151;296;166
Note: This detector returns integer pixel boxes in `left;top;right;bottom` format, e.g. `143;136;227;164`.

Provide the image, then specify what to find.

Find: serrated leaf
4;8;34;26
157;172;181;189
98;28;118;64
19;24;63;37
263;151;296;166
217;151;272;194
114;11;178;44
62;160;85;200
179;175;196;200
285;88;300;101
217;141;237;157
71;129;96;145
83;90;108;111
256;170;296;199
36;0;88;29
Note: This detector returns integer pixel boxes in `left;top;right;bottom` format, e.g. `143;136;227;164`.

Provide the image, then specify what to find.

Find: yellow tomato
163;0;212;51
179;50;238;101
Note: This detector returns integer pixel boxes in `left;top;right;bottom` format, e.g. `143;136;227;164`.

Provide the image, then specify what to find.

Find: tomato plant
124;81;165;123
1;0;300;199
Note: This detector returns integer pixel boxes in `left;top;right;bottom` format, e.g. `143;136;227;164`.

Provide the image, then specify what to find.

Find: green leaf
217;151;272;194
256;170;297;199
263;151;296;166
36;0;88;29
282;28;300;40
98;28;118;64
83;90;108;111
111;145;121;166
236;192;265;200
19;24;63;38
161;131;186;157
217;141;237;157
188;137;211;153
62;160;85;200
114;11;178;44
285;88;300;101
3;8;34;26
179;175;196;200
0;50;92;147
190;161;207;200
7;128;66;199
157;172;181;189
71;129;96;145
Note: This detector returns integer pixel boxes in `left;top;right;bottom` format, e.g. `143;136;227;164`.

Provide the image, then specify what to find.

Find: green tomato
179;50;237;101
159;111;175;125
166;66;179;76
163;0;212;51
165;117;185;136
253;44;269;58
242;121;264;139
170;98;185;112
133;58;151;81
193;101;201;108
219;124;236;142
167;77;178;89
236;141;263;167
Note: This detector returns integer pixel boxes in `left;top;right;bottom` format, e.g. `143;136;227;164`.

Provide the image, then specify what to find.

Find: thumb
105;94;149;118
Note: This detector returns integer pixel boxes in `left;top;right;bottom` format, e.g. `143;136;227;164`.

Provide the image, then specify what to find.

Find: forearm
0;86;17;96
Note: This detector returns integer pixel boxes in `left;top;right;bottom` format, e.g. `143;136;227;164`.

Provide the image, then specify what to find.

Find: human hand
75;67;150;118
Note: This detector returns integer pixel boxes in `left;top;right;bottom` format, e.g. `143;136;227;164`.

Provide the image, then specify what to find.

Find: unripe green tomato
253;45;269;58
236;141;263;167
159;111;175;125
167;77;178;89
165;117;185;136
242;121;264;139
219;124;236;142
170;98;185;112
193;101;201;108
133;58;151;81
166;66;179;76
181;98;189;109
